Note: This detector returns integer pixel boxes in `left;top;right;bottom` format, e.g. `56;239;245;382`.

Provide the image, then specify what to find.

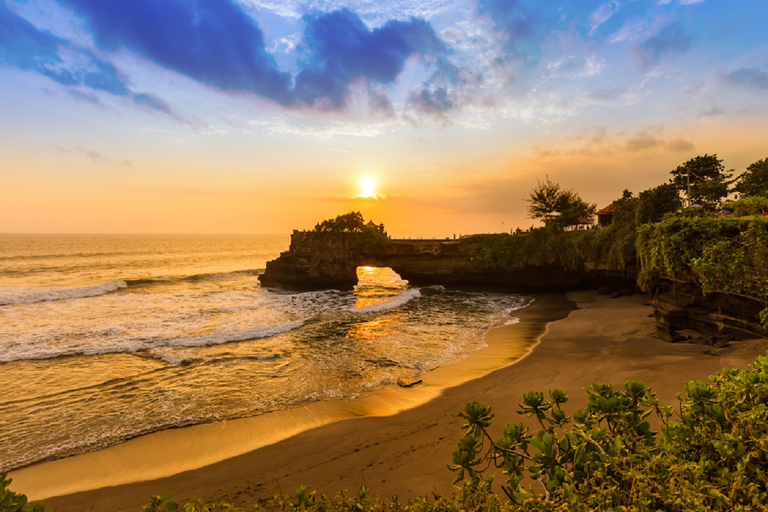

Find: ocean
0;234;531;473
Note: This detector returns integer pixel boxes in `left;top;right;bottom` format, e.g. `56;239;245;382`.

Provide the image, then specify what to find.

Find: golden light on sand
359;175;377;198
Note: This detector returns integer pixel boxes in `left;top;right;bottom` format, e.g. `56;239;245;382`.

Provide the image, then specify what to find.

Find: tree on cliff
669;154;734;208
735;157;768;198
304;211;389;254
314;211;369;233
526;177;596;230
636;182;683;224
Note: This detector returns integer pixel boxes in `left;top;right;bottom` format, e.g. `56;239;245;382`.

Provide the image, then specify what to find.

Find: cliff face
259;236;635;293
647;279;767;344
258;231;363;290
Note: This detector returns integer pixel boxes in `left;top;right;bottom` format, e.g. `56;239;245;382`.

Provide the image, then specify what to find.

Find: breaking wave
0;281;128;306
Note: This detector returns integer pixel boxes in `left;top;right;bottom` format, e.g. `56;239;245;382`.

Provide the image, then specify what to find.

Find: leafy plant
734;157;768;198
723;195;768;217
450;354;768;510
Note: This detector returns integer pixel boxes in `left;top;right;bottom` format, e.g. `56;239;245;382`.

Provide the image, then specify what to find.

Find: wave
164;319;306;349
351;288;422;313
0;269;267;307
126;269;264;287
0;319;307;364
0;281;128;306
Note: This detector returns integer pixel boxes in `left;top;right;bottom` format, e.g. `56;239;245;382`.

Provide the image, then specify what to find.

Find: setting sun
359;175;377;198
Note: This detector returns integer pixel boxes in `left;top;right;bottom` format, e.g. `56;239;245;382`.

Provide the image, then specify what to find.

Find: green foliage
475;189;639;273
669;154;734;208
0;474;55;512
636;182;683;224
723;195;768;217
735;157;768;197
473;229;606;273
450;355;768;510
526;177;596;231
291;212;390;256
142;493;179;512
136;483;507;512
636;217;768;303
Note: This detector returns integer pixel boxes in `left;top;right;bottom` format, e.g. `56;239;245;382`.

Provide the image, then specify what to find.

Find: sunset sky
2;0;767;236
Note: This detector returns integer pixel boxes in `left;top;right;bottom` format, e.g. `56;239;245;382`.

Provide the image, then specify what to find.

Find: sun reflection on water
352;266;409;310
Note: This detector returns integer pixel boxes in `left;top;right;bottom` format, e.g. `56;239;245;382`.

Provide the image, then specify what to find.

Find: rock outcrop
259;235;635;293
647;279;767;344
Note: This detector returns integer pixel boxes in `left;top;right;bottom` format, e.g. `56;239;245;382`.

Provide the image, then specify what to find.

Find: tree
735;157;768;197
636;182;683;224
526;177;596;230
669;154;734;208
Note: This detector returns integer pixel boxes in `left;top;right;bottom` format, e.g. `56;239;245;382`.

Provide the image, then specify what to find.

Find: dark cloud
0;1;128;95
24;1;454;114
294;9;450;108
1;1;190;120
58;0;294;104
636;22;691;66
726;67;768;90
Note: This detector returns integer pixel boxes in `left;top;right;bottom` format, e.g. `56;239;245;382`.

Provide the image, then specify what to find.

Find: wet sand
20;291;768;511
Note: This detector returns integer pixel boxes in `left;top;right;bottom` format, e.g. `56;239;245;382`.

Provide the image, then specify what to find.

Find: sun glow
359;175;377;198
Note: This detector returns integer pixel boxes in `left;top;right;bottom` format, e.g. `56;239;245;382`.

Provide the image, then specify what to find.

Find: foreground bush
450;354;768;510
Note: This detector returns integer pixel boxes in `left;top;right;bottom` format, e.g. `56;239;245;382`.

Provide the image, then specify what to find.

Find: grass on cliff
5;353;768;512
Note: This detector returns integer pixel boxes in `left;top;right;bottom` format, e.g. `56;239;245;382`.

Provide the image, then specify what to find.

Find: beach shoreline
19;291;768;511
11;292;570;507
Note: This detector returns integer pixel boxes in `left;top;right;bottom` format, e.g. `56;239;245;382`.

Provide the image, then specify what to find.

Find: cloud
57;0;294;104
589;1;621;36
625;131;664;152
476;0;558;63
0;1;191;121
666;138;695;152
294;8;450;107
0;1;129;95
53;144;132;166
635;22;692;66
624;128;694;153
725;67;768;90
39;1;455;114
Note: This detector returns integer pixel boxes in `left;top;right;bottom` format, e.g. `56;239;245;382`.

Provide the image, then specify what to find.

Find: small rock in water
396;377;423;388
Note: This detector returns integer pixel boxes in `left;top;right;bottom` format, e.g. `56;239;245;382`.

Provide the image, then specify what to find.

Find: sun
359;175;377;198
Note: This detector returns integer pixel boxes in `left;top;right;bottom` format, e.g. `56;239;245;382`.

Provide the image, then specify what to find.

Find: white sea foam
0;281;127;306
0;318;307;363
351;288;422;313
505;317;520;326
165;319;307;348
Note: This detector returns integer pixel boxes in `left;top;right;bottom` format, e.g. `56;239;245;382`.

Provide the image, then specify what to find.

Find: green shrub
450;354;768;510
723;196;768;217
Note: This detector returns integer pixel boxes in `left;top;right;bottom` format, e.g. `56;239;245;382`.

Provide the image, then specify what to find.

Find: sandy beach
20;290;768;511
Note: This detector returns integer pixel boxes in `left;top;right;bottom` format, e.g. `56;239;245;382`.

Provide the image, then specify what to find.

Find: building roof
596;205;617;216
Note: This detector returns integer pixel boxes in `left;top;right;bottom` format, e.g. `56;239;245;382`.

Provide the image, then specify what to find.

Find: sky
1;0;767;236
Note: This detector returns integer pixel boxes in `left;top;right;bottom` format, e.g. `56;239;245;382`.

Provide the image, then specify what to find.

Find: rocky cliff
259;235;635;293
647;279;767;344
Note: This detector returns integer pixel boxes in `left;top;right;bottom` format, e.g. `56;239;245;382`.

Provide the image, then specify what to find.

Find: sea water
0;234;530;472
